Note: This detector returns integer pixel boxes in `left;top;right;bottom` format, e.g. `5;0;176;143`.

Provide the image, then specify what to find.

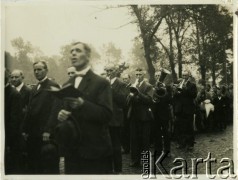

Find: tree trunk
211;60;216;85
223;60;227;85
200;63;206;85
145;51;155;84
168;22;177;82
177;43;183;78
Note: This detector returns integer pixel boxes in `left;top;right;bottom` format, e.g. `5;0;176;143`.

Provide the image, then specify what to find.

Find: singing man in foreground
57;42;113;174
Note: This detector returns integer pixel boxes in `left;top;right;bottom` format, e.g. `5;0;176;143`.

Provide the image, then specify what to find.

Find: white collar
133;80;144;87
38;76;48;83
138;80;144;87
110;77;117;85
5;83;10;88
16;82;24;92
75;66;90;76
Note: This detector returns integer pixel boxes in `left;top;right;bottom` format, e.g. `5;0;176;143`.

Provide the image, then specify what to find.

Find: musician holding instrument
151;69;173;155
127;68;153;167
173;71;197;151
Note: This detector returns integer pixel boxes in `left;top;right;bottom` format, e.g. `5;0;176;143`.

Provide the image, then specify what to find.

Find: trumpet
177;79;185;92
153;68;171;103
129;79;139;96
173;78;187;94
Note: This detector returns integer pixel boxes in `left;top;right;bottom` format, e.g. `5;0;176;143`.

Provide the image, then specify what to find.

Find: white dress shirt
16;82;24;92
37;76;48;90
74;66;91;89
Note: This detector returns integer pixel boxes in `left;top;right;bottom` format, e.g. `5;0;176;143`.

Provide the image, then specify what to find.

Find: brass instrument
177;79;186;92
153;68;171;103
129;79;139;97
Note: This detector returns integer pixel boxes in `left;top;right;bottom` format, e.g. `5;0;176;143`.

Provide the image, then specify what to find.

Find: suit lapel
32;79;49;97
111;78;119;89
138;81;146;93
77;70;92;93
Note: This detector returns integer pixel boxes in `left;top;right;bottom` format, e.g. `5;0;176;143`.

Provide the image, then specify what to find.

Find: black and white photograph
1;1;237;179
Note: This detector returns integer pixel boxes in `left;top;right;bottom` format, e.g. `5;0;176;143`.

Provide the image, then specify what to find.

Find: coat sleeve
43;83;62;134
72;80;113;125
10;91;23;136
137;84;153;105
185;83;197;99
112;82;127;108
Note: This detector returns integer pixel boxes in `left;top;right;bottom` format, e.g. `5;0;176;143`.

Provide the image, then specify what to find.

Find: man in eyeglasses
127;68;153;167
67;66;76;78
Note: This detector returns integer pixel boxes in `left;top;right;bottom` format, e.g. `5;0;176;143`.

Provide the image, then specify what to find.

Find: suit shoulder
9;86;21;97
144;81;153;88
23;84;32;92
91;72;110;86
47;79;60;88
117;78;127;86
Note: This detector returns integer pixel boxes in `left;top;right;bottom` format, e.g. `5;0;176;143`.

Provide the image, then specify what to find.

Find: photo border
1;0;237;179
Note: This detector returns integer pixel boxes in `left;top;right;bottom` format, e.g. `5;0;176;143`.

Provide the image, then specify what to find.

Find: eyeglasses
136;74;142;76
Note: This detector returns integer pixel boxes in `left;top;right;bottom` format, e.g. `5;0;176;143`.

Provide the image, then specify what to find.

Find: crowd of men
4;41;233;175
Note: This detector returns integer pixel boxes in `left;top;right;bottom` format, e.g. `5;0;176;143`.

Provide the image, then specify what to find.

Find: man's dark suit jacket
128;80;153;121
110;78;127;127
62;70;113;159
213;96;229;118
19;84;31;113
22;78;60;137
152;85;173;121
5;85;23;147
174;80;197;115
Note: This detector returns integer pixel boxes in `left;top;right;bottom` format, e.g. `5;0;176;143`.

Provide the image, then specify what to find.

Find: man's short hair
121;73;130;79
71;41;91;58
12;69;24;78
33;60;48;70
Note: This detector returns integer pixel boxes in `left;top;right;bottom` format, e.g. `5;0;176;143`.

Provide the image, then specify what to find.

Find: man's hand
43;132;50;141
58;109;72;122
65;97;84;109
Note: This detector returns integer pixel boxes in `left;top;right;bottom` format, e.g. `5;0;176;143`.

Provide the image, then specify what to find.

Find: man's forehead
71;43;84;50
67;67;76;71
11;71;21;76
34;63;45;68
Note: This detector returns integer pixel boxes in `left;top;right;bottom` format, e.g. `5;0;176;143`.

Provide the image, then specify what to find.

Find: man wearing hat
127;68;153;167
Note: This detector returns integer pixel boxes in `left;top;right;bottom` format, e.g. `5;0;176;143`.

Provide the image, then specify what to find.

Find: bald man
11;69;31;116
10;69;31;173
